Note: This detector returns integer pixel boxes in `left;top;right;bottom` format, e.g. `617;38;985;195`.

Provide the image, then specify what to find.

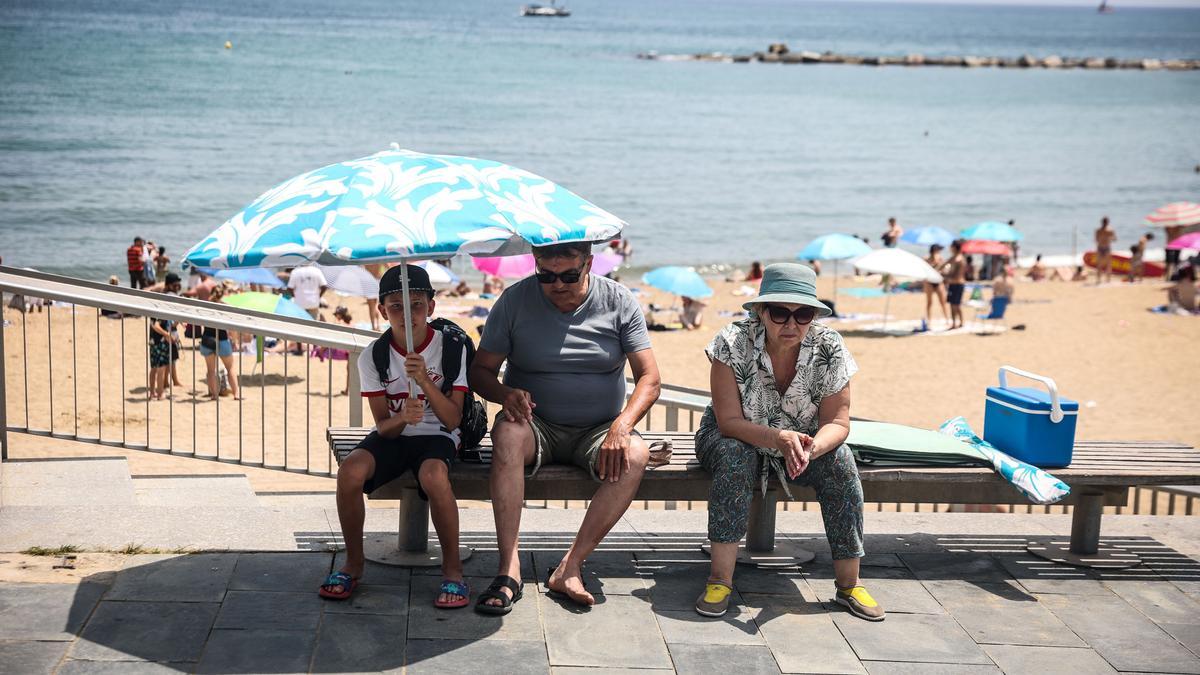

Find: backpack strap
371;328;393;383
431;318;466;396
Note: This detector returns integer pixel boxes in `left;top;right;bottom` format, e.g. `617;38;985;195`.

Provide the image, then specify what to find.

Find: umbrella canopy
961;239;1012;256
590;252;623;277
223;292;312;321
642;266;713;299
473;254;536;279
960;221;1023;243
1167;232;1200;251
185;147;625;350
1145;202;1200;228
417;260;459;284
197;267;284;288
852;248;943;283
318;264;379;297
797;233;871;261
900;226;955;248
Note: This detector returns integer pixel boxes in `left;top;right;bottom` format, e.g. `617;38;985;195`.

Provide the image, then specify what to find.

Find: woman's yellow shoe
835;584;886;621
694;581;733;617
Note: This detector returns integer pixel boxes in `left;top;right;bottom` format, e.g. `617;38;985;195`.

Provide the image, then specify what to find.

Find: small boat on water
1098;0;1114;13
521;2;570;17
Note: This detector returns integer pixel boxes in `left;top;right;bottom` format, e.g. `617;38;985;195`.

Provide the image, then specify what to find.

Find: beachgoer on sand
680;295;706;330
153;246;170;283
1095;217;1117;284
142;241;157;287
1164;225;1185;279
941;239;968;329
469;242;661;612
746;261;764;282
1167;266;1197;312
321;265;473;608
126;236;146;289
198;286;241;400
693;263;882;622
1128;232;1154;283
287;264;328;319
923;244;949;327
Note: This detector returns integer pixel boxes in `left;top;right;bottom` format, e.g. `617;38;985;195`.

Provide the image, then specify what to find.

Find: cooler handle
998;366;1064;423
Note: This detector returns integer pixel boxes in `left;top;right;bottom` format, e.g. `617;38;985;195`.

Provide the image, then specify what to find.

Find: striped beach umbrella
1144;202;1200;228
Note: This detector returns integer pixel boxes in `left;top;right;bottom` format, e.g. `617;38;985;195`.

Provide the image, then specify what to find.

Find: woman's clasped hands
775;429;813;480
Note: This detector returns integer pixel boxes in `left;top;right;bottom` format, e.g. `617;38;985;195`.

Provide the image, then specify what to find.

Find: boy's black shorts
355;432;456;499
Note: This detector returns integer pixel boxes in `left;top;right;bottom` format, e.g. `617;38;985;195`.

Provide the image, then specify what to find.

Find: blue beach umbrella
642;266;713;299
899;226;955;248
198;267;285;289
797;234;872;299
185;147;625;350
960;221;1023;243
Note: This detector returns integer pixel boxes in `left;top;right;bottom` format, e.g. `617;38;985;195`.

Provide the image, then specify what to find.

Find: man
469;242;661;611
941;239;968;330
126;237;146;289
287;264;328;319
1095;217;1117;285
1164;225;1183;279
1128;232;1154;283
182;272;217;302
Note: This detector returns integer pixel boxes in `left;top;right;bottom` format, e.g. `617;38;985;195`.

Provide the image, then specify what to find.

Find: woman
694;263;883;622
199;286;241;399
922;244;949;328
680;296;706;331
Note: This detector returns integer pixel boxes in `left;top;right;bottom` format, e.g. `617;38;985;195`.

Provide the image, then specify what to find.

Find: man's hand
400;398;424;425
502;388;536;423
596;423;634;482
775;430;812;480
404;353;431;387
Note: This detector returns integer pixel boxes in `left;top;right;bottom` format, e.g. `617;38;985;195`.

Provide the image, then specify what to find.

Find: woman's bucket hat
742;263;832;317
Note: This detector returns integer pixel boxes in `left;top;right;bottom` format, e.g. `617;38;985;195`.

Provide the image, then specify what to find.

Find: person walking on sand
923;244;950;328
1164;225;1185;279
319;265;472;608
1095;217;1117;284
153;246;171;284
1128;232;1154;283
469;242;661;612
940;240;968;330
126;236;146;289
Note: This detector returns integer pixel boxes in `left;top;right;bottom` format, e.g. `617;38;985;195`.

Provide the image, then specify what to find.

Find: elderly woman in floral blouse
694;263;884;622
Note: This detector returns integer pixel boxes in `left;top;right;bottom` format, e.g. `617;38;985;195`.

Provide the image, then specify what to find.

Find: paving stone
1104;579;1200;625
332;551;413;587
1160;623;1200;657
743;593;864;674
1038;592;1200;674
727;565;811;597
639;561;744;611
0;640;70;673
994;554;1110;596
0;459;134;506
214;590;324;631
863;663;1001;675
196;628;316;674
106;553;237;603
406;638;549;674
228;552;333;591
899;553;1013;583
57;660;193;674
833;613;993;666
407;577;538;640
132;476;259;507
310;612;407;672
656;608;764;646
923;580;1084;647
72;601;218;662
807;564;944;615
542;593;671;669
410;548;536;581
0;582;106;640
552;668;673;675
669;643;781;674
982;644;1118;674
323;581;410;616
533;550;645;595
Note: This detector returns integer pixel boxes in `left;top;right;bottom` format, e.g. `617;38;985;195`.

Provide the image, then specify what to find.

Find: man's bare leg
330;450;374;593
548;437;649;606
483;419;536;607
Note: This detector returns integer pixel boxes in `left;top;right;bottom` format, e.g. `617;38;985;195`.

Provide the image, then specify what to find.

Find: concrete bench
328;427;1200;569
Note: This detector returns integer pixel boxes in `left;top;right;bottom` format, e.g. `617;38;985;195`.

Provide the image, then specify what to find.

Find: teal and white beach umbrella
797;234;872;299
185;147;626;349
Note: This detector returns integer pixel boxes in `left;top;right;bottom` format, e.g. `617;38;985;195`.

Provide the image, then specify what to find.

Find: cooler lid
987;386;1079;413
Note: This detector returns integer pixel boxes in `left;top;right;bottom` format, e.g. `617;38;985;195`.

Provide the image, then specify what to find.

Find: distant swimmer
224;41;233;50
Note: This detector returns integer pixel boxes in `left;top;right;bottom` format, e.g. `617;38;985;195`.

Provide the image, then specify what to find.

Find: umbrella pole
833;260;839;304
883;291;890;330
400;266;415;399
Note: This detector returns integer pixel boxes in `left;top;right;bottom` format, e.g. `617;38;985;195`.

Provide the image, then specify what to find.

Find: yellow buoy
224;41;233;50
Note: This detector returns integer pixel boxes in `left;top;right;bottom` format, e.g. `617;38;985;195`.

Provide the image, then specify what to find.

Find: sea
1;0;1198;281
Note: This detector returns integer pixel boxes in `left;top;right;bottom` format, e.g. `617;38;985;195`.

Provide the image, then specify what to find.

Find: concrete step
0;458;134;506
132;474;259;507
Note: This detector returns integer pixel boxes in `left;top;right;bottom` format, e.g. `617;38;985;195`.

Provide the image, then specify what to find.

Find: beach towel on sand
846;419;1070;505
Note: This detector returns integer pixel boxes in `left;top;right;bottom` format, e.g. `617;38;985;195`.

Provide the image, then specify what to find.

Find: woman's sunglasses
535;267;585;284
764;304;817;326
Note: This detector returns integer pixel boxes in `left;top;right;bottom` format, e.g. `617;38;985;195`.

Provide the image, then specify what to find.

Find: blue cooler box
983;366;1079;468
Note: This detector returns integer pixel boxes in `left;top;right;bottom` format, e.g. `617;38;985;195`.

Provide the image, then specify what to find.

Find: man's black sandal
475;575;523;615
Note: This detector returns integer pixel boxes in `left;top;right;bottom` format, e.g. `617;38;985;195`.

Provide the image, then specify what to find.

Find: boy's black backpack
370;318;488;451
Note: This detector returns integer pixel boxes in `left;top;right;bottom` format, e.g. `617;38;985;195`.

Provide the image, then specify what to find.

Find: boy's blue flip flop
434;579;470;609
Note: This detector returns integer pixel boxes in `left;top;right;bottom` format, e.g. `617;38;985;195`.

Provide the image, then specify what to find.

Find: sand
3;272;1197;482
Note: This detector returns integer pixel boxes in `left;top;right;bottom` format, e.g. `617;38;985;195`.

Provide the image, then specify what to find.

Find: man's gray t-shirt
479;274;652;427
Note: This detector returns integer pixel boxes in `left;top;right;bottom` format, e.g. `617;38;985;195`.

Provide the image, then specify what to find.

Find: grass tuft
21;545;82;556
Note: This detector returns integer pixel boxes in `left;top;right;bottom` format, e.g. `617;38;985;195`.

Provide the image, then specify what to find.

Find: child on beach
320;265;470;608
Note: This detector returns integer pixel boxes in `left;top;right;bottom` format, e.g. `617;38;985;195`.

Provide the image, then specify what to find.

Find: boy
319;265;470;608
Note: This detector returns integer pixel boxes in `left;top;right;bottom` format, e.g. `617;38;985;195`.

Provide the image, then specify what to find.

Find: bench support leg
363;487;474;567
701;489;815;569
1026;489;1140;569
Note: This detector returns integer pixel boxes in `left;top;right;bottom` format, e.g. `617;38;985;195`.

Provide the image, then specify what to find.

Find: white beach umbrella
416;260;459;284
318;264;380;298
851;248;943;328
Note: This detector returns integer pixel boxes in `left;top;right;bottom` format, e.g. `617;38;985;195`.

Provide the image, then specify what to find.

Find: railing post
665;405;679;432
347;348;362;427
1;308;7;461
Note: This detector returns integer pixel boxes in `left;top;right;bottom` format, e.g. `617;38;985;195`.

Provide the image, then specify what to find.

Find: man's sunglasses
765;304;817;326
535;267;585;284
